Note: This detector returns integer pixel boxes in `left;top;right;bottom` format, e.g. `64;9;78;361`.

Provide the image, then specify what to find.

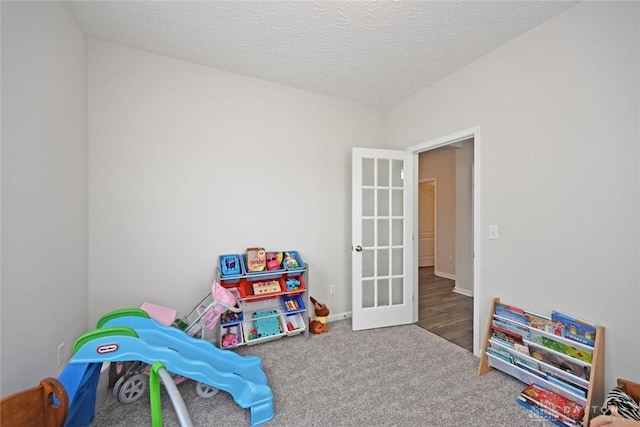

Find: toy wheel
196;382;219;398
118;374;148;404
112;375;127;400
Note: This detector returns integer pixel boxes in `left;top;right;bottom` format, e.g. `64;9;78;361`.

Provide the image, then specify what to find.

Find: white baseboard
327;312;352;323
453;287;473;297
435;270;455;280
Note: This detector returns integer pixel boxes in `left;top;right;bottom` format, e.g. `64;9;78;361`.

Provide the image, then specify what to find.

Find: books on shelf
486;346;513;363
489;339;539;369
544;371;588;398
480;299;603;427
492;316;530;341
525;310;557;334
495;302;527;324
551;311;597;347
490;324;529;355
517;392;584;427
528;344;591;381
541;336;592;364
519;383;585;424
528;330;593;364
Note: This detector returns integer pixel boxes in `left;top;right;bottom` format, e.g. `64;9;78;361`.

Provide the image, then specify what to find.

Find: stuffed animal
309;296;329;334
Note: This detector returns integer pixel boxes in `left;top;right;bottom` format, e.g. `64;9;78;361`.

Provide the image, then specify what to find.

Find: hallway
417;267;473;352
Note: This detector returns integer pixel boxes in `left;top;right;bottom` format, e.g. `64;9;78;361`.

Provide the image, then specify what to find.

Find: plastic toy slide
58;362;101;427
70;323;274;427
97;308;268;385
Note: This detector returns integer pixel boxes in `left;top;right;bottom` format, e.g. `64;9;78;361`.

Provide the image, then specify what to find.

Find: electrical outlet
57;343;65;367
329;285;336;295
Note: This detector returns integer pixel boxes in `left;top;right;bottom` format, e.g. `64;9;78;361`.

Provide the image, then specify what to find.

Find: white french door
351;148;414;331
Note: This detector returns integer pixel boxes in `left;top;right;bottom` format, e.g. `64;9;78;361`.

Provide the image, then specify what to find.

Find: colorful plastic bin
242;253;286;281
285;275;306;296
283;250;306;276
219;323;243;348
239;277;285;301
218;254;245;283
283;313;306;336
242;310;286;346
220;309;243;327
280;294;305;314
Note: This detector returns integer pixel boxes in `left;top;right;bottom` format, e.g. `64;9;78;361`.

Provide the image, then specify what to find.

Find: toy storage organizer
216;251;309;349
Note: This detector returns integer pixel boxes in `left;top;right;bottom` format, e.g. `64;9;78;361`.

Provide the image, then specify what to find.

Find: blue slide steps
69;324;274;426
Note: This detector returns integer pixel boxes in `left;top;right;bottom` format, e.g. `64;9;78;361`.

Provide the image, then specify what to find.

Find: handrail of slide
149;362;193;427
97;308;150;329
73;327;139;353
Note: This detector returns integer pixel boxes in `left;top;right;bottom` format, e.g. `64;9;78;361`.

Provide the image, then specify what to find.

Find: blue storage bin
242;254;286;281
218;254;245;283
281;294;305;314
220;309;244;327
283;250;305;276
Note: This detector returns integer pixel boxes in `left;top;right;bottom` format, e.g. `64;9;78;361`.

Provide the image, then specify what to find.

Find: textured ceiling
67;1;577;108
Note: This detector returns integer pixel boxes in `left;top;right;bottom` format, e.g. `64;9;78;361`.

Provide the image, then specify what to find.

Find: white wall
386;1;640;390
88;40;384;326
454;140;473;296
1;1;87;396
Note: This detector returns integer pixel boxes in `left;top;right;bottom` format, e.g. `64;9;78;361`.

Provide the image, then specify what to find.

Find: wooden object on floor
477;297;605;427
0;377;68;427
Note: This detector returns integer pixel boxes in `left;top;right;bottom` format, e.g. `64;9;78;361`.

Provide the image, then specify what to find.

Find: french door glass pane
377;189;389;216
362;280;375;308
377;159;389;186
377;219;389;246
362;189;374;216
392;248;403;275
392;189;403;216
377;248;389;276
362;249;374;278
391;159;404;187
392;277;404;305
378;278;390;306
362;158;375;186
392;219;403;245
362;219;374;247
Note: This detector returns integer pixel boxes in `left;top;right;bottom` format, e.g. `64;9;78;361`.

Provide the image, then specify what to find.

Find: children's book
528;344;590;381
490;324;524;347
551;311;597;347
486;346;513;363
540;336;593;364
515;361;547;380
520;383;585;422
525;311;557;334
544;372;588;398
495;302;527;325
542;364;589;389
517;392;583;427
492;316;530;341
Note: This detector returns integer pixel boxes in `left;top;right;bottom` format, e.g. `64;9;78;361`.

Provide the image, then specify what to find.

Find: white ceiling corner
67;0;578;108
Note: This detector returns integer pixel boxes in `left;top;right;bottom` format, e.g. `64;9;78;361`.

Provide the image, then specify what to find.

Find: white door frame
407;126;481;356
418;178;437;268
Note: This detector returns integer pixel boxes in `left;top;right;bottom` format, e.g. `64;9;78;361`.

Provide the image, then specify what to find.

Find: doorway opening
408;128;480;355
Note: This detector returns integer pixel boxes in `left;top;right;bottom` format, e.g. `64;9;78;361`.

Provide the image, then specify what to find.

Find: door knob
354;245;363;252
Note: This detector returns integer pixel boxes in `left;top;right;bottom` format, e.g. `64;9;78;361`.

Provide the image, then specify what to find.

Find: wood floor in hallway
416;266;473;352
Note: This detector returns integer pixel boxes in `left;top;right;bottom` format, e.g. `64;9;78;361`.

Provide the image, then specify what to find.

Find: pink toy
221;328;239;348
186;281;240;336
139;302;178;326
